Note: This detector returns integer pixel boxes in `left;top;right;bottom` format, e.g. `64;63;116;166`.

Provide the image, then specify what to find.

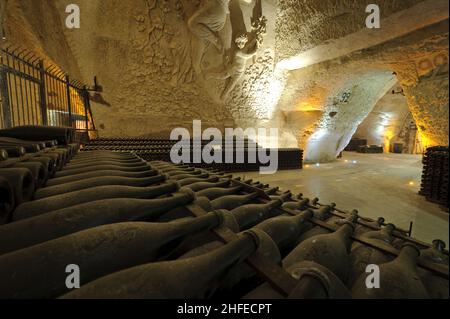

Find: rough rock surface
1;0;448;162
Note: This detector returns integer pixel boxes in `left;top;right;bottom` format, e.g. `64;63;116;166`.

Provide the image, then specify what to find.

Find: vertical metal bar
18;57;28;125
28;64;38;125
408;221;413;237
65;75;73;128
5;53;16;126
11;56;23;126
0;52;11;128
57;78;63;126
57;77;63;126
38;60;48;125
27;61;34;125
23;58;33;125
53;76;60;126
51;75;57;126
83;86;89;140
60;78;68;126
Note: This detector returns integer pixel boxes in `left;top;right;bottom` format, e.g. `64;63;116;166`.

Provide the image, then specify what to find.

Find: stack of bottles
0;153;447;299
0;125;79;224
419;146;449;211
83;137;303;171
345;138;367;152
357;145;384;154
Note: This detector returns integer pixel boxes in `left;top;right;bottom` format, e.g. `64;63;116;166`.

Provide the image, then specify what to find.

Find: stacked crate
84;137;303;171
420;146;449;211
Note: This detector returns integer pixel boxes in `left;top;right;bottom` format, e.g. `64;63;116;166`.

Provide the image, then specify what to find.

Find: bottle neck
315;206;331;220
293;209;313;225
144;181;179;194
133;192;194;219
288;274;328;298
379;227;394;240
265;199;282;211
335;222;354;241
186;232;258;289
165;211;224;240
396;245;420;269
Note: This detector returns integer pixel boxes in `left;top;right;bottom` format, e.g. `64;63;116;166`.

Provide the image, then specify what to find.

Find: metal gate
0;46;97;142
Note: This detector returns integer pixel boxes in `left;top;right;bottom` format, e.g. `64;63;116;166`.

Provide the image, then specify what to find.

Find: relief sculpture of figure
187;0;231;52
207;0;266;100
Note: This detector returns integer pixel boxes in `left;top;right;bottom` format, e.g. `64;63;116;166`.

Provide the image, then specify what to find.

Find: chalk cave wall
354;83;414;153
2;0;449;162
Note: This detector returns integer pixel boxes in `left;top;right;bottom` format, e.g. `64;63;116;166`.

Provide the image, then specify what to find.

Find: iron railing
0;46;97;142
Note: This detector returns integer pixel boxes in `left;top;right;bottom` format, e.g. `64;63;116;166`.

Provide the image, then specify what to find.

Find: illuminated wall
3;0;448;162
354;83;413;153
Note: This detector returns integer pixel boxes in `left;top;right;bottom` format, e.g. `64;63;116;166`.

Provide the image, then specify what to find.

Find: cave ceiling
1;0;448;161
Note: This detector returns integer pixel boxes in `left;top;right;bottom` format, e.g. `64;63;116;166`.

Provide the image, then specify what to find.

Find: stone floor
238;151;449;246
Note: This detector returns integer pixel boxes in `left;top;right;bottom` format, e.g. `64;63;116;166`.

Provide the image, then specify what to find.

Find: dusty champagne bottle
69;158;142;165
54;163;151;178
253;209;314;251
292;205;344;244
228;199;284;230
178;176;219;186
68;157;143;165
283;221;354;282
287;261;351;299
46;169;158;186
210;192;259;210
0;168;35;205
0;149;8;161
347;224;396;287
269;191;292;202
70;155;138;162
297;205;336;244
182;179;231;192
0;125;73;144
0;140;41;153
0;210;226;299
156;193;214;222
175;229;281;294
170;172;209;180
33;174;167;199
61;230;263;299
0;176;15;223
162;211;240;259
365;217;385;228
27;156;56;177
74;151;135;159
0;190;196;254
11;161;47;188
49;149;69;165
12;181;179;221
244;259;351;299
2;146;26;157
68;154;142;162
420;239;448;265
417;239;449;299
351;243;430;298
63;160;147;169
37;152;61;171
282;198;310;211
264;186;279;195
196;185;243;200
165;169;200;176
155;165;192;172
